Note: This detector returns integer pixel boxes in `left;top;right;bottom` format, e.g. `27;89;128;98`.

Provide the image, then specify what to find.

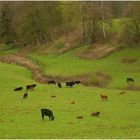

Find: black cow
40;108;54;120
23;93;28;99
66;82;75;87
126;77;134;82
74;80;81;85
14;87;23;91
57;82;62;88
26;84;37;91
48;80;56;84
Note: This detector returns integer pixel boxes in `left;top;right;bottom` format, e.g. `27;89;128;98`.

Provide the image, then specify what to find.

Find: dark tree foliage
0;2;14;44
0;1;139;47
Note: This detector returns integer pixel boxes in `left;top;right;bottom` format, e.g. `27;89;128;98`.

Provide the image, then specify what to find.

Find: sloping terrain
28;47;140;89
0;61;140;138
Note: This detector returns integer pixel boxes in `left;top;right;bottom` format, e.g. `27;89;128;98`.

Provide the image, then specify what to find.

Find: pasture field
29;47;140;88
0;62;140;138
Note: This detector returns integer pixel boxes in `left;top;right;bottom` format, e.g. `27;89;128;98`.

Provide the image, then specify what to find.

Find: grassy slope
110;18;126;33
0;18;140;138
29;47;140;88
0;62;140;138
0;44;20;56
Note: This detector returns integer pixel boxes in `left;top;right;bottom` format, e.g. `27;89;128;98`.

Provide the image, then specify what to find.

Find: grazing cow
100;94;108;100
71;100;75;104
77;115;83;119
48;80;56;84
120;91;126;94
91;111;100;117
51;95;56;98
40;108;54;120
26;84;37;91
57;82;62;88
23;93;28;99
14;87;23;91
66;82;75;87
127;77;134;82
74;80;81;85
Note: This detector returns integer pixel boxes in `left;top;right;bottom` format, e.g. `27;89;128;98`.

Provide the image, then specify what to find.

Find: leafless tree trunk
101;0;106;39
81;2;86;40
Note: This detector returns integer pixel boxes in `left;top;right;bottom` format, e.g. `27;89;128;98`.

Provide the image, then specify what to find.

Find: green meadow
0;12;140;138
29;47;140;88
0;47;140;138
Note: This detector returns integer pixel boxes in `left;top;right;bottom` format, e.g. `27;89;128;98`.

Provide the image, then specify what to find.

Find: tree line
0;1;139;47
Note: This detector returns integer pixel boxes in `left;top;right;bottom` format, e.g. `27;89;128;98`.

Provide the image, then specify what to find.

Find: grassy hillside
0;62;140;138
29;47;140;88
0;17;140;138
110;18;126;33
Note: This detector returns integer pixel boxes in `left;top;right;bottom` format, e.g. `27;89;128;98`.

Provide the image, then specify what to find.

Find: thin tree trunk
81;2;86;40
101;0;106;39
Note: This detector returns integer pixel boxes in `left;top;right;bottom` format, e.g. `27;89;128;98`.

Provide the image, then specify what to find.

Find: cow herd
48;80;81;88
13;77;134;121
14;84;37;99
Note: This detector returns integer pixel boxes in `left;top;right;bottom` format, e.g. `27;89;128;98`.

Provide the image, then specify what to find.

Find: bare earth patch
122;84;140;91
0;54;111;87
122;57;137;64
77;45;122;59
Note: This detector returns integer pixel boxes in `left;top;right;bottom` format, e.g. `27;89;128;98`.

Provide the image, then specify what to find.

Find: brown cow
120;91;126;94
51;95;56;98
91;111;100;117
71;100;75;104
100;94;108;100
77;115;83;119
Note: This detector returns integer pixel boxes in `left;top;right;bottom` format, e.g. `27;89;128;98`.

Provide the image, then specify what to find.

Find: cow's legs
41;113;44;119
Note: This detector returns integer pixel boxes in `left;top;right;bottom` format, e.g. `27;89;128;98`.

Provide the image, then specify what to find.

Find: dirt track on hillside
1;54;139;91
0;54;89;84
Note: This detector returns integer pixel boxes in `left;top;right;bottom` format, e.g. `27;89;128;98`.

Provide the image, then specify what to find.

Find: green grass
110;18;126;33
104;18;127;33
0;62;140;138
29;47;140;88
0;44;20;56
0;17;140;138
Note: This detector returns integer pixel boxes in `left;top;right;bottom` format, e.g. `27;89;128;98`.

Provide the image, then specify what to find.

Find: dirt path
0;54;48;83
1;53;139;91
0;54;92;84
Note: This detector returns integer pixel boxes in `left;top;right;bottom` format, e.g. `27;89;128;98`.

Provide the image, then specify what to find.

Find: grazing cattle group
46;80;81;88
13;77;133;121
14;84;37;101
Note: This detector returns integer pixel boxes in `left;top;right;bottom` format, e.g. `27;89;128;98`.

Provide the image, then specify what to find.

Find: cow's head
51;116;54;120
97;111;100;115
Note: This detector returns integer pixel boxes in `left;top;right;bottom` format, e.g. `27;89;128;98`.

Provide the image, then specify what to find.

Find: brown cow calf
91;111;100;117
71;100;75;104
100;94;108;100
77;115;83;119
